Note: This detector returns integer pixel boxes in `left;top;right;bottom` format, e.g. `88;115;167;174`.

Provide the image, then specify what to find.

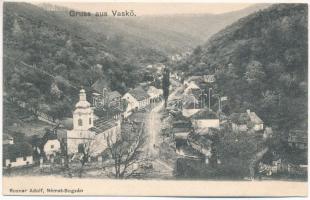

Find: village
3;61;307;180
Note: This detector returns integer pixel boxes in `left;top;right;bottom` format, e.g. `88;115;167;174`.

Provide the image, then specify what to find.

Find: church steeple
75;88;90;109
79;88;87;101
73;88;94;130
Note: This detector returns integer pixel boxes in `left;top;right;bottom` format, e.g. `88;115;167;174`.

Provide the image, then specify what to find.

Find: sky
47;2;253;16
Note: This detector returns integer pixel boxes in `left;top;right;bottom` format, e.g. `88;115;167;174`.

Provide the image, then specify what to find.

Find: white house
182;97;202;117
43;134;61;160
66;89;121;157
184;81;201;94
203;75;216;83
3;134;14;145
230;109;264;132
190;109;220;134
3;142;33;168
147;86;163;103
122;87;150;114
183;76;203;87
247;109;264;131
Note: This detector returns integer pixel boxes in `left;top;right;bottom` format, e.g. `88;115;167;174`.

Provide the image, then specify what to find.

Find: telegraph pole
218;97;221;112
209;88;212;110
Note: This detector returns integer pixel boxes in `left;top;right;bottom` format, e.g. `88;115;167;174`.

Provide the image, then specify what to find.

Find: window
89;118;92;125
78;119;83;126
23;157;27;161
11;158;16;162
51;145;54;149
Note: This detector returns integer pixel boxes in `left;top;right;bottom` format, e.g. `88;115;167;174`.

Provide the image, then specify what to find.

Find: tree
244;60;266;85
50;82;62;100
216;127;265;178
162;67;170;108
106;122;147;179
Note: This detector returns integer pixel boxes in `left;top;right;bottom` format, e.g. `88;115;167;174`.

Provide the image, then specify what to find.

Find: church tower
73;89;94;131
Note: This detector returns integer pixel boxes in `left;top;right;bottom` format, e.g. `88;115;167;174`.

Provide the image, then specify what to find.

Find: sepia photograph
1;0;308;197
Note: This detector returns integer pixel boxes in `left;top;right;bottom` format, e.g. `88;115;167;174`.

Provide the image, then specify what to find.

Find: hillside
3;2;270;123
177;4;308;132
47;4;270;55
3;2;159;122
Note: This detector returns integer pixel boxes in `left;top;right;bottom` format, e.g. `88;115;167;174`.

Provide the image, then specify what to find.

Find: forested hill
3;2;162;120
3;2;269;121
38;3;269;55
177;4;308;132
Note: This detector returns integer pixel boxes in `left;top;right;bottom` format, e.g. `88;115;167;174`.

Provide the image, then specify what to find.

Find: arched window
89;118;92;125
78;119;83;126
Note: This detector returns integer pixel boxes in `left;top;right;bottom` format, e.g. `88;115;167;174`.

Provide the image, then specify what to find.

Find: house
176;144;205;159
3;134;14;145
153;63;165;74
190;109;220;134
184;81;201;94
247;110;264;131
288;130;307;150
172;118;193;153
182;99;202;117
263;127;273;139
108;91;122;107
122;87;150;113
91;78;109;106
147;86;163;103
3;142;33;168
183;76;203;87
43;133;61;160
187;133;213;163
91;78;122;108
203;75;216;83
230;109;264;132
66;89;121;157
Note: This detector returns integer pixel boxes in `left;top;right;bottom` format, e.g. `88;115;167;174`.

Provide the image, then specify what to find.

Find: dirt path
146;101;164;157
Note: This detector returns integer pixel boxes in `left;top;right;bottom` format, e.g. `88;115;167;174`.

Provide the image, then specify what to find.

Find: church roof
90;119;118;134
75;89;91;109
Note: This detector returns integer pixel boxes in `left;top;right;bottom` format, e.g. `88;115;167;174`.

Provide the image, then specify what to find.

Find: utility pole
218;96;221;112
209;88;212;110
200;90;204;108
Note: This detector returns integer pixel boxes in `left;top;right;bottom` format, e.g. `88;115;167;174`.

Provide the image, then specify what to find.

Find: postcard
1;1;308;197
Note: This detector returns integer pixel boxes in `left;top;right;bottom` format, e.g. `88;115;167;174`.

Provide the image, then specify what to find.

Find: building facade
67;89;121;157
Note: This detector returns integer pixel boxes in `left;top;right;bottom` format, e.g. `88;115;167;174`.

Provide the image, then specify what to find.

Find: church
66;89;121;157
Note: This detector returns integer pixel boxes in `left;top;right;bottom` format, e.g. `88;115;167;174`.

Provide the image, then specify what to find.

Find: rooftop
90;119;118;134
3;142;33;160
172;127;192;134
3;134;13;140
289;130;307;144
128;87;150;101
173;120;192;129
191;109;218;120
247;111;263;124
182;100;202;109
230;110;263;125
186;76;204;82
108;91;121;100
